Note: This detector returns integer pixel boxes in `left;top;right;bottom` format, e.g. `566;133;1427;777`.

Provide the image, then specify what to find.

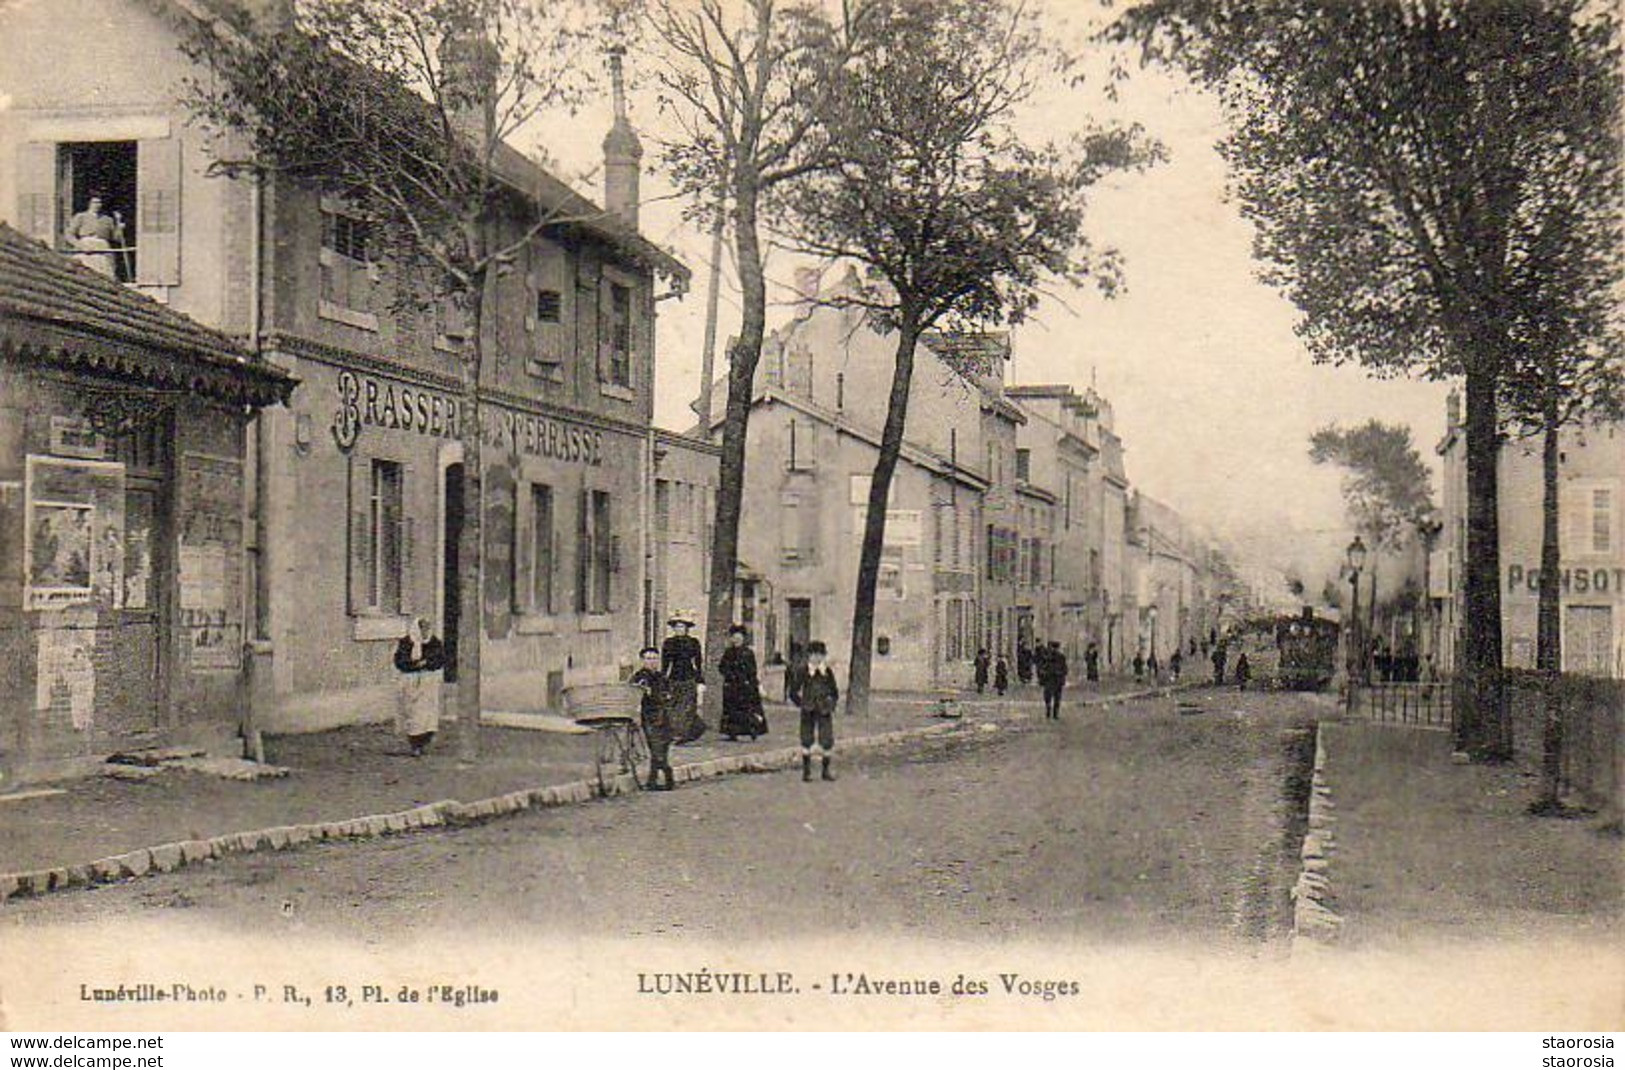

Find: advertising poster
23;455;124;611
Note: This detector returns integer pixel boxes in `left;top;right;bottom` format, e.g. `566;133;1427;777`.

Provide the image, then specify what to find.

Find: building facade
0;223;291;781
0;0;689;733
1436;391;1624;678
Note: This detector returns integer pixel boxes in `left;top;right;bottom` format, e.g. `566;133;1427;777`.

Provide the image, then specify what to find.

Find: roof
921;331;1025;424
168;0;688;286
0;224;294;407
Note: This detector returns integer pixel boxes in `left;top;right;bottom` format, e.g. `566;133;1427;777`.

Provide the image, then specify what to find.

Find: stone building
1436;391;1623;677
0;223;292;781
0;0;689;733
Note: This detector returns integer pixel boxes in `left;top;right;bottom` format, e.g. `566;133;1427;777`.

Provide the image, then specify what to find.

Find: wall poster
23;455;125;611
34;613;97;730
178;453;243;671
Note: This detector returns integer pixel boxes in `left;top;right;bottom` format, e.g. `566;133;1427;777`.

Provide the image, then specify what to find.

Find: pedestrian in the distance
661;611;706;744
1132;651;1145;682
393;616;445;757
631;645;676;790
1169;649;1183;682
973;648;991;694
1211;643;1227;686
718;624;768;741
1016;642;1033;686
1041;640;1068;720
994;653;1010;696
794;640;839;782
1148;652;1161;682
1085;642;1100;683
1235;652;1252;692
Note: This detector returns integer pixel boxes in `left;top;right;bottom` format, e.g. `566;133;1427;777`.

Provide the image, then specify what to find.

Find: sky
522;1;1453;591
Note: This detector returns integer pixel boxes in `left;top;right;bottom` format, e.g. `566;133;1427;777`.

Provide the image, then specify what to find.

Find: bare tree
645;0;864;709
780;0;1160;714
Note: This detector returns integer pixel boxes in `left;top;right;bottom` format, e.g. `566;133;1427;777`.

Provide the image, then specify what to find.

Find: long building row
687;267;1241;691
0;0;1245;781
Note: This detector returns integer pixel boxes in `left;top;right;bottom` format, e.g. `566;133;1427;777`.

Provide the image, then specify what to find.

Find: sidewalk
1315;720;1623;949
0;677;1164;893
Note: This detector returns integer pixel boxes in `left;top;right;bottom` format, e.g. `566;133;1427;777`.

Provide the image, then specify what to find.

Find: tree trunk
847;318;922;717
1456;366;1509;760
1533;387;1564;811
456;266;488;761
702;175;767;724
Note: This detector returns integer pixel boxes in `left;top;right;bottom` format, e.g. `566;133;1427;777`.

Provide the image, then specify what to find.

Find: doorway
787;598;812;654
442;462;463;682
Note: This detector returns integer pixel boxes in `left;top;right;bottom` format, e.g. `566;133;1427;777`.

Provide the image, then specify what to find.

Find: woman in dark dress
661;612;706;744
718;625;767;741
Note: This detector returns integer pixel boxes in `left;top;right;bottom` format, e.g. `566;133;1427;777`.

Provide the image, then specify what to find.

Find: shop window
320;201;378;328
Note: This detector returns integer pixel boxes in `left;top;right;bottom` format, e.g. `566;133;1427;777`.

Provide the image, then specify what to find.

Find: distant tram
1226;608;1339;692
1273;610;1340;691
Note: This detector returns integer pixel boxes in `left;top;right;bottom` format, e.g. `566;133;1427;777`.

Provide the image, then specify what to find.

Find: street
5;689;1321;949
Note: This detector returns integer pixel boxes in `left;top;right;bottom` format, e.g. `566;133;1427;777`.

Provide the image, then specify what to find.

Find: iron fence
1344;680;1454;729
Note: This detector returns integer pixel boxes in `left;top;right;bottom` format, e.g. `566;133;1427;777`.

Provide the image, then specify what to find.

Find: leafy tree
781;0;1160;714
1310;420;1436;651
1114;0;1620;760
644;0;865;706
180;0;653;758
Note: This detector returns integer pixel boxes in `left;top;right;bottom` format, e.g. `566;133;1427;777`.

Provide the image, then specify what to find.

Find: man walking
1040;640;1068;720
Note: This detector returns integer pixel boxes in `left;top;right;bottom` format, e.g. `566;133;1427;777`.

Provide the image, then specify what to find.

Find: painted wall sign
1507;563;1625;601
330;370;604;465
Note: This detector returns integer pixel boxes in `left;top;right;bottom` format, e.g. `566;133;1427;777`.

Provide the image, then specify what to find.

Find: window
56;141;139;282
578;488;615;614
1592;488;1613;554
536;289;562;323
1015;448;1031;483
320;203;377;325
435;294;469;348
529;484;554;614
368;459;403;613
608;283;632;387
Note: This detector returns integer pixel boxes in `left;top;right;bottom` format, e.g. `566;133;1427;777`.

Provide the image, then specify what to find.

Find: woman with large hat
718;624;768;741
661;610;706;744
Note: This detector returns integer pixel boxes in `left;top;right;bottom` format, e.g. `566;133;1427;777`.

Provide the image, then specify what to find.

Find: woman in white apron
393;617;444;756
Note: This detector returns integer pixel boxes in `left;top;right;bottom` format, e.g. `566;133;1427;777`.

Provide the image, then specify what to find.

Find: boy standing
793;640;840;782
631;645;676;791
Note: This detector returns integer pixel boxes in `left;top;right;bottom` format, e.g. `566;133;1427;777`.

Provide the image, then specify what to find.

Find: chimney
602;46;642;229
439;17;499;147
792;266;822;306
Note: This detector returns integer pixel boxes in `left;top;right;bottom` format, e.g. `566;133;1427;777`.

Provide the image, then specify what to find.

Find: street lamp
1346;535;1367;683
1147;602;1160;670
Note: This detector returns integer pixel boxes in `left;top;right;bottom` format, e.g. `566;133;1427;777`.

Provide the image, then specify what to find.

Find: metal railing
1344;680;1454;729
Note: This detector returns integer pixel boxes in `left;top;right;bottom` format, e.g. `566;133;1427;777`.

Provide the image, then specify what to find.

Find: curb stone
0;699;1084;906
1291;724;1344;950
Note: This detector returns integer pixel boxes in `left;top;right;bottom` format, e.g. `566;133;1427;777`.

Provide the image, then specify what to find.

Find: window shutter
13;142;57;245
597;278;613;382
577;485;590;613
347;455;370;615
399;462;415;616
135;137;182;286
513;479;532;614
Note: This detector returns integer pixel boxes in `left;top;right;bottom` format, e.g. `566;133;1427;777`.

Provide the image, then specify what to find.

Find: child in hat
631;645;676;790
793;640;840;782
